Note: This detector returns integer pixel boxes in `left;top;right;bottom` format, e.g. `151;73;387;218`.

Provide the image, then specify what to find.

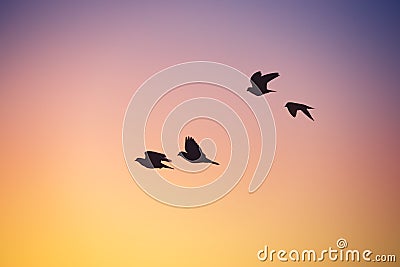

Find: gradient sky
1;1;399;266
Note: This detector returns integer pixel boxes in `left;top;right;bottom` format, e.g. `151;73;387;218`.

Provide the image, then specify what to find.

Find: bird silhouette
247;71;279;96
178;137;219;165
135;151;173;169
285;102;315;121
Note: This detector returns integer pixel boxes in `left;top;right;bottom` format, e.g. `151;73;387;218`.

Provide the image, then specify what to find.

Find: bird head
177;152;184;157
134;158;141;162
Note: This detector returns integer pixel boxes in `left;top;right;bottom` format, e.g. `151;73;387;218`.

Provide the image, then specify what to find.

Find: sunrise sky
1;1;399;266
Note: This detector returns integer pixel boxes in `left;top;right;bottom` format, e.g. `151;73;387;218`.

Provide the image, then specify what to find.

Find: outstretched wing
260;72;279;84
250;71;262;83
287;106;298;117
145;151;170;162
301;104;314;110
301;109;314;121
184;136;201;160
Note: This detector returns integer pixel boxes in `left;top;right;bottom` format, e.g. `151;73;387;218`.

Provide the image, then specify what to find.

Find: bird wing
248;79;262;94
184;136;201;160
302;104;314;109
287;106;298;117
145;151;167;161
301;108;314;121
260;72;279;84
250;71;262;83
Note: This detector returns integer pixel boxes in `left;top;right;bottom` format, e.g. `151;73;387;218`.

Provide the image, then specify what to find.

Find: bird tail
211;160;219;165
161;164;174;169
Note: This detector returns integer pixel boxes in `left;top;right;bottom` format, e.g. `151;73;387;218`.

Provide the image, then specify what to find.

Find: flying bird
135;151;173;169
247;71;279;96
178;137;219;165
285;102;315;121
